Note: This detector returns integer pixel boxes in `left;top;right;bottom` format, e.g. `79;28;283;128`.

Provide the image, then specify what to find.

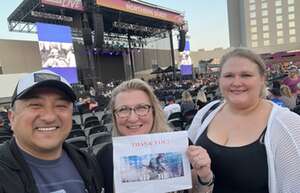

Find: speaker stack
93;13;104;49
178;30;186;52
82;27;93;46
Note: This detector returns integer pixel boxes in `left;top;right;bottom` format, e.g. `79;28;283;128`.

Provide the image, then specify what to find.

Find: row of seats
66;113;114;154
0;111;13;144
65;131;112;154
167;109;198;131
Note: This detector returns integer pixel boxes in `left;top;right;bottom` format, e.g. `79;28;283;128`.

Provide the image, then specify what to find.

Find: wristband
197;173;214;187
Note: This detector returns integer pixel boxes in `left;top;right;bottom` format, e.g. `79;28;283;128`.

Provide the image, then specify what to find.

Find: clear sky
0;0;229;51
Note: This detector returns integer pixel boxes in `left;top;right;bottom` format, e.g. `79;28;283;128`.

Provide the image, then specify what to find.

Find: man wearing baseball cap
0;70;104;193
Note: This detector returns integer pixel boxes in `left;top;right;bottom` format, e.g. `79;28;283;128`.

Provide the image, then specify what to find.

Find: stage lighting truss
112;21;167;38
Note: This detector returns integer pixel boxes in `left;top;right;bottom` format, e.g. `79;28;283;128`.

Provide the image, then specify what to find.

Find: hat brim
14;79;76;103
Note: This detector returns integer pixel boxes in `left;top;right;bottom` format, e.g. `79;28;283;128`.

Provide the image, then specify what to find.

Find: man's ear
7;110;15;132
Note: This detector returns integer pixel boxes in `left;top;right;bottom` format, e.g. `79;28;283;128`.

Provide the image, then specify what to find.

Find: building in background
227;0;300;53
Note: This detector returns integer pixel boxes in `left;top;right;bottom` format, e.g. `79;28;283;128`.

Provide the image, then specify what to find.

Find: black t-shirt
196;129;269;193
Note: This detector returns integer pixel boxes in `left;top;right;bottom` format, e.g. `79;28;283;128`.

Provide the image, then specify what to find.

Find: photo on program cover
120;152;184;183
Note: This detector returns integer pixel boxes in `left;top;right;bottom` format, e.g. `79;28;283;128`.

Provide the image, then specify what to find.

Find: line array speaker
93;13;104;49
178;30;186;52
82;27;93;46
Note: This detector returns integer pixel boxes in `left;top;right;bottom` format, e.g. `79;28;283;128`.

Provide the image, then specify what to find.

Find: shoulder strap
200;101;221;124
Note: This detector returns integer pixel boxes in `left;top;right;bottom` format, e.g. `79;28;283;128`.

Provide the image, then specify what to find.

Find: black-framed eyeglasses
114;104;152;118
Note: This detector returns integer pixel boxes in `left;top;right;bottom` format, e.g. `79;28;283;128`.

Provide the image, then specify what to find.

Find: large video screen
37;23;78;84
180;65;193;75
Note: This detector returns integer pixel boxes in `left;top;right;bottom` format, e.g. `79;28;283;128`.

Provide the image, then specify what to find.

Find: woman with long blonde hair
97;79;214;193
181;90;196;115
189;48;300;193
195;90;207;110
280;84;297;110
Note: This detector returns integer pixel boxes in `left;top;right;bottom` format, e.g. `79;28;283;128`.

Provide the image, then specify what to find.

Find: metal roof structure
8;0;185;38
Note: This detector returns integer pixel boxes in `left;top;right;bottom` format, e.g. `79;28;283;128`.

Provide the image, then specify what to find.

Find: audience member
97;79;214;193
163;95;181;119
282;65;300;95
189;48;300;193
280;85;297;110
195;90;208;110
268;87;286;107
0;70;104;193
180;90;196;115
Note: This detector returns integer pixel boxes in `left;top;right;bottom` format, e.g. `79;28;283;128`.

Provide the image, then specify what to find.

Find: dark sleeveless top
196;128;269;193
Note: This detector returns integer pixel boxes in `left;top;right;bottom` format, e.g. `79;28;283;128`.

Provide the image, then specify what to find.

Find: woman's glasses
114;104;152;118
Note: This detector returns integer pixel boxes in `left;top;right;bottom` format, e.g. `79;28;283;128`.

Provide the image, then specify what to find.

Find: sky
0;0;229;51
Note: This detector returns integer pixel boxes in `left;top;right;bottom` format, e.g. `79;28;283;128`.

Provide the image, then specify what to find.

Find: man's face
9;87;73;160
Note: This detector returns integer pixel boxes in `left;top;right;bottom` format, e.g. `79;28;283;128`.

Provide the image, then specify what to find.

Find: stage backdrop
37;22;78;84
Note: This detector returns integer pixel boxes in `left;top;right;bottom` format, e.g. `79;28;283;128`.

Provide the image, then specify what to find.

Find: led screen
37;23;78;84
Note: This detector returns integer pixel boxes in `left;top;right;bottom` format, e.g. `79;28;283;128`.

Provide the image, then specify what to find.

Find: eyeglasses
114;104;152;118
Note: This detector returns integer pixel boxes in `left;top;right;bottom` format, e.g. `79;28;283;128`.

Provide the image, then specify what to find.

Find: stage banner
180;40;192;76
37;22;78;84
96;0;184;25
113;131;192;193
41;0;83;11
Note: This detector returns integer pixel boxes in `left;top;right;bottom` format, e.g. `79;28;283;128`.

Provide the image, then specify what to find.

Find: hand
187;145;213;182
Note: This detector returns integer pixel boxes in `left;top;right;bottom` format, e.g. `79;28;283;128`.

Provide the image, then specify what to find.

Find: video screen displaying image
39;41;76;68
37;22;78;84
120;152;184;183
180;65;193;75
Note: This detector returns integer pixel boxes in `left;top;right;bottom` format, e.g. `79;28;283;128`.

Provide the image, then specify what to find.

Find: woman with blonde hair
189;48;300;193
280;84;297;110
195;90;208;110
181;90;196;115
97;78;214;193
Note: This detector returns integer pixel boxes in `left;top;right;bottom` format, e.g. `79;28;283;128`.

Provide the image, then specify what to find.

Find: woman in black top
97;79;214;193
188;48;273;193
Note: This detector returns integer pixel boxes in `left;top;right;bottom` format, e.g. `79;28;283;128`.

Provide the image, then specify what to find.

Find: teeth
127;125;141;129
37;127;57;131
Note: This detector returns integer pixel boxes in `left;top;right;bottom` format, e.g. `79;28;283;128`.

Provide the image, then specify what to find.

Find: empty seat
89;132;111;146
84;116;99;125
168;112;183;121
84;124;102;136
91;134;112;154
104;123;113;132
84;120;101;129
168;119;184;131
72;119;77;124
0;136;11;144
101;113;112;125
72;124;82;130
168;111;184;131
67;129;85;139
88;125;108;136
183;109;198;125
65;136;88;149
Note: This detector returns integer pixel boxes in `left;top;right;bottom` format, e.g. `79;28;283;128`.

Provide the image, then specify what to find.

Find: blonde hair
220;48;267;97
109;79;171;136
196;90;207;103
280;85;293;97
181;90;193;103
220;48;266;76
